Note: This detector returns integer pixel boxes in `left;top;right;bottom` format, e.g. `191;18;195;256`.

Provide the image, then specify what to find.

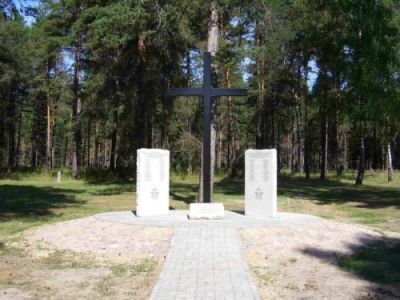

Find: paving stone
95;210;322;299
150;227;260;300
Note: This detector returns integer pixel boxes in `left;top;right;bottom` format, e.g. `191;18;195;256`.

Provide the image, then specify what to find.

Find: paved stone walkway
150;227;260;300
95;210;321;299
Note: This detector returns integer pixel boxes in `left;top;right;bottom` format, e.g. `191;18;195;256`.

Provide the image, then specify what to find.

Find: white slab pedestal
245;149;277;218
188;203;225;220
136;149;170;217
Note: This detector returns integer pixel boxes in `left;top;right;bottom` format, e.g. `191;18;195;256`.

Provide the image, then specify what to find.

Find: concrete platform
188;203;225;219
95;210;322;228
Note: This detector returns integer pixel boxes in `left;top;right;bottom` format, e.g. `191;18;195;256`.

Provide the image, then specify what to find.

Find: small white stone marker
188;203;224;220
56;170;61;183
245;149;277;218
136;149;170;217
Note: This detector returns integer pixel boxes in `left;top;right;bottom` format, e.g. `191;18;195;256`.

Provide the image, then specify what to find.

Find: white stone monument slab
56;170;61;183
136;149;169;217
188;203;225;220
245;149;277;218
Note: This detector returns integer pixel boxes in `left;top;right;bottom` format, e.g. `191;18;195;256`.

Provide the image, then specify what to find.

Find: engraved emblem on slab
245;149;278;218
255;188;263;200
151;187;159;200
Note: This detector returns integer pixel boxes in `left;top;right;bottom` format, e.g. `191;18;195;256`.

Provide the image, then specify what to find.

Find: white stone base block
188;203;225;220
245;149;277;218
136;149;169;217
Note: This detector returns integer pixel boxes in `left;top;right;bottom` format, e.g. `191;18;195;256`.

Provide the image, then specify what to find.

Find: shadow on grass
87;184;134;196
170;192;195;204
216;177;243;196
279;176;400;209
301;236;400;295
0;185;85;219
170;182;198;204
173;175;400;210
170;178;244;199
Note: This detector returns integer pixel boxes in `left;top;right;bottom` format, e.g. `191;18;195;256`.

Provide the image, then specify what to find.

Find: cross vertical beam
166;52;247;204
203;52;212;203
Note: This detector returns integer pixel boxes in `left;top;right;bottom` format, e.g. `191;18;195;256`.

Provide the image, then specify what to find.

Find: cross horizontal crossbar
167;88;247;97
166;52;248;204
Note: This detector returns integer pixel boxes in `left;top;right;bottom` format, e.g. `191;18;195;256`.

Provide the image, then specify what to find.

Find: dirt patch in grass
0;217;173;299
241;220;400;300
23;216;172;262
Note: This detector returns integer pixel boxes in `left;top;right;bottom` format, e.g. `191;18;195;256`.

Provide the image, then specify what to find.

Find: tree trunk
303;62;310;178
94;121;99;167
0;108;4;168
186;51;193;175
46;59;52;172
187;116;193;175
256;20;265;149
7;86;17;170
51;115;56;169
135;34;147;157
145;95;153;148
290;98;296;175
382;143;386;172
87;117;91;167
372;128;378;170
105;139;109;168
103;125;107;168
343;131;348;171
82;131;86;167
198;0;218;202
292;84;302;175
72;27;82;178
15;94;24;168
321;116;328;179
276;110;281;173
186;50;191;86
320;68;328;180
334;75;345;176
198;144;203;202
30;93;46;168
387;142;393;182
216;130;223;170
225;67;235;170
355;120;365;185
296;94;304;175
31;148;38;169
63;136;68;167
109;80;120;171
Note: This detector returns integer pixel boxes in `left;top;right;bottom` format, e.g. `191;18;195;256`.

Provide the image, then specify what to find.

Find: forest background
1;0;399;188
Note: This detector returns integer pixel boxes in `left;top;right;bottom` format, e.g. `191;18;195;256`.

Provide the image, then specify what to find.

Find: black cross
167;52;248;203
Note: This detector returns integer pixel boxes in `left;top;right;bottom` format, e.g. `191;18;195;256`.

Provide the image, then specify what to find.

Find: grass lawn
1;170;399;239
338;240;400;285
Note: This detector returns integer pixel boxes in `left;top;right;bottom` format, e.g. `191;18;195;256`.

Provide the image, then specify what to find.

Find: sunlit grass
0;170;399;241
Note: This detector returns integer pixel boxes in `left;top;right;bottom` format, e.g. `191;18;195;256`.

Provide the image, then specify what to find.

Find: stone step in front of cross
188;203;225;220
